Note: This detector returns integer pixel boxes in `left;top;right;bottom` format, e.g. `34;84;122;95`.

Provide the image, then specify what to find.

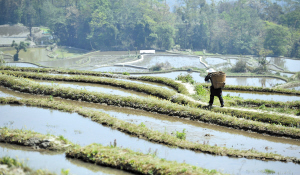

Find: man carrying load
205;68;225;107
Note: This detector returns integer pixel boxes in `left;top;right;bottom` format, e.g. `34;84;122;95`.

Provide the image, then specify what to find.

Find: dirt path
176;81;300;119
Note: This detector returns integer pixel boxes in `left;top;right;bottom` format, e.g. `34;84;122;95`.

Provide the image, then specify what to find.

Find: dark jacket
205;73;222;96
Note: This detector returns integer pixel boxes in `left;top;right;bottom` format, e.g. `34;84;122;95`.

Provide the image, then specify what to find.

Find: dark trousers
209;94;224;105
209;86;224;105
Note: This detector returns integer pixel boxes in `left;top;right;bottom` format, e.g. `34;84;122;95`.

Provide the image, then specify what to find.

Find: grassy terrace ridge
0;66;189;95
1;97;299;164
0;70;176;100
1;70;300;127
199;83;300;96
0;127;73;151
0;128;225;175
225;73;289;82
1;75;300;139
66;144;225;175
0;156;57;175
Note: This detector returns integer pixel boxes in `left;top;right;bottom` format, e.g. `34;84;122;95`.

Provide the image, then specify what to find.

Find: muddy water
1;104;300;175
92;66;149;73
38;57;86;68
268;57;300;72
0;143;132;175
133;55;206;69
223;90;300;102
3;48;50;62
34;80;149;98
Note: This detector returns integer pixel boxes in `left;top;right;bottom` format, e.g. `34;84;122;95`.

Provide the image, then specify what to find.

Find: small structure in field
140;50;155;54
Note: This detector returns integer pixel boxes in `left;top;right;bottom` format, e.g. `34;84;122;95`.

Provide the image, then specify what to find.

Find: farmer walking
205;68;225;107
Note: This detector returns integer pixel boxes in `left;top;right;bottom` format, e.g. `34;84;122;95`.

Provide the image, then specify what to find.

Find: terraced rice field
0;54;300;175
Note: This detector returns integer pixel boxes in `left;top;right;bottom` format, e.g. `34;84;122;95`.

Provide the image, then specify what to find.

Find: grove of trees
0;0;299;58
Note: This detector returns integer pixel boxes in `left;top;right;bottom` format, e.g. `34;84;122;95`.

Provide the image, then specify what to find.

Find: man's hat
206;68;216;73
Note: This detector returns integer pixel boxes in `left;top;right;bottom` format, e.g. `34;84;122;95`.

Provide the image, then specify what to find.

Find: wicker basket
211;71;226;89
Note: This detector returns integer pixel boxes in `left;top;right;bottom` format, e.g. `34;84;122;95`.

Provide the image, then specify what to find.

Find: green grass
67;144;225;175
261;169;275;174
0;127;73;150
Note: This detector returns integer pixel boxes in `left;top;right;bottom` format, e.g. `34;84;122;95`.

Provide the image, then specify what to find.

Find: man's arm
205;74;211;81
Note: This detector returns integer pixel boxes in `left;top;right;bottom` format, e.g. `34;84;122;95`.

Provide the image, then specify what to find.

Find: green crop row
0;156;57;175
66;144;224;175
199;83;300;96
0;127;72;151
1;74;300;140
0;97;299;164
1;70;299;129
0;66;189;95
0;70;176;100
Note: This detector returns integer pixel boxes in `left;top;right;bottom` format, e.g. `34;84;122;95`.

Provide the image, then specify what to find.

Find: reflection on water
133;55;205;69
92;66;149;73
0;143;132;175
289;86;300;91
203;57;227;65
267;57;300;72
4;62;41;68
133;71;205;83
3;48;50;62
226;77;286;87
223;90;300;102
133;72;286;87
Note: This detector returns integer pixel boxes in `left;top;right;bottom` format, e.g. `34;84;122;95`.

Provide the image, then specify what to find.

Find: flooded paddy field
1;53;300;174
0;143;132;175
34;80;150;99
1;104;300;175
223;90;300;102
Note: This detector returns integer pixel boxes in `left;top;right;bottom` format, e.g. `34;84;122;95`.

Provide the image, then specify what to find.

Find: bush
175;73;195;84
176;129;186;140
231;59;247;72
195;85;207;96
149;61;171;71
122;72;130;76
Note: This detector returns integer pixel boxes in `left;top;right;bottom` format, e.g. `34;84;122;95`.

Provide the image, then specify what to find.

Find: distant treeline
0;0;299;57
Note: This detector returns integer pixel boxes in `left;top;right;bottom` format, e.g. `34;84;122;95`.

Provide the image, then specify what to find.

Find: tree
257;49;273;72
263;21;291;56
0;52;5;66
11;40;29;61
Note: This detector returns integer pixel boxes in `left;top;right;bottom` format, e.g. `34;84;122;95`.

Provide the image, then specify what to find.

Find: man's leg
218;95;224;107
209;94;214;106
